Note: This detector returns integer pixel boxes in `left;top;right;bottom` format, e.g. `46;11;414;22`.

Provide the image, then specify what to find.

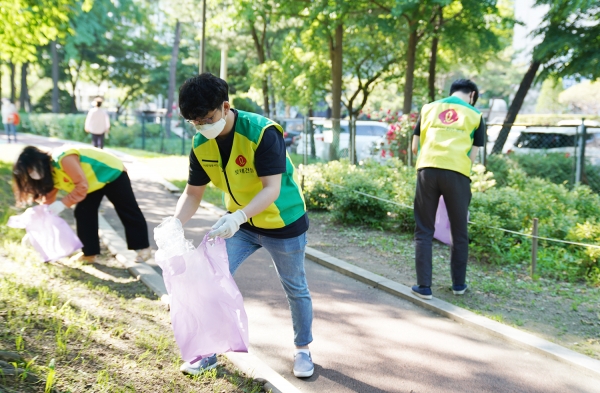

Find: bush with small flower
376;113;418;164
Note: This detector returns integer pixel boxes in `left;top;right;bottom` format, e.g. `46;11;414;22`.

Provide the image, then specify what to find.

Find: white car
485;123;525;154
510;121;600;164
295;120;388;161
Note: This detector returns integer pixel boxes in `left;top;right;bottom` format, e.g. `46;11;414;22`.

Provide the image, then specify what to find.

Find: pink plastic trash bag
434;196;453;245
434;196;469;246
154;220;249;361
7;205;83;261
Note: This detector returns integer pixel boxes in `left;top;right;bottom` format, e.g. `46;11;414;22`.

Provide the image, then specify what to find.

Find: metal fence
291;117;600;192
129;113;196;156
484;121;600;191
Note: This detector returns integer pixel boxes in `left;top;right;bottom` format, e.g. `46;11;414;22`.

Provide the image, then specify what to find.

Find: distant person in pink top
84;97;110;149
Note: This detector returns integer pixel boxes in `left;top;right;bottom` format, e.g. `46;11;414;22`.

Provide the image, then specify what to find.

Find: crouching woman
12;145;151;262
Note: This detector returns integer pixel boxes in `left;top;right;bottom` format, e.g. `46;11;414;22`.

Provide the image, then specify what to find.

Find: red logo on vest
439;109;459;125
235;155;247;167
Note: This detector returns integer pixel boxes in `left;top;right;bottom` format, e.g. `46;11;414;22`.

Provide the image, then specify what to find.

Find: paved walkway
6;133;600;392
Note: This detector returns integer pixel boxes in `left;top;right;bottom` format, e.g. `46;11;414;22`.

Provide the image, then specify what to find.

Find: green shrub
105;124;136;147
487;153;574;187
302;156;600;284
20;113;88;142
232;97;263;115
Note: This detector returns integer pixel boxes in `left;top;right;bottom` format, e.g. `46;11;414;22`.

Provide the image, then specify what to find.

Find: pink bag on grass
155;233;249;361
7;205;83;262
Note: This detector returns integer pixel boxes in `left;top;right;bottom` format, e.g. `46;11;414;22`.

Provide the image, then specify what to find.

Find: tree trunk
250;23;270;117
166;20;182;138
261;78;270;118
428;9;442;102
9;62;16;103
403;28;418;114
491;60;541;154
20;63;30;112
51;41;60;113
329;23;344;160
0;62;3;111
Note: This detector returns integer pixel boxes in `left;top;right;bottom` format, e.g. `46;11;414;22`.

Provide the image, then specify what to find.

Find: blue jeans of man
225;228;313;347
4;123;16;142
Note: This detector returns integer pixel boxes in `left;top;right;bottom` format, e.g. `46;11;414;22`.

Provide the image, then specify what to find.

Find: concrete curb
304;246;600;377
226;352;301;393
98;214;168;298
97;213;299;393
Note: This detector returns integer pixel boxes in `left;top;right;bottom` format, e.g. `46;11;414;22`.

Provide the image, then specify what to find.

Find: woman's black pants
74;171;149;256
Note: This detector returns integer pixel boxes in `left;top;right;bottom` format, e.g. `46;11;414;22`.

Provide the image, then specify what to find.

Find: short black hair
450;79;479;105
179;73;229;120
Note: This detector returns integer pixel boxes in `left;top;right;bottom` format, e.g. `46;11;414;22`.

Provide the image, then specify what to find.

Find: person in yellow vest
410;79;485;300
12;145;151;263
161;73;313;378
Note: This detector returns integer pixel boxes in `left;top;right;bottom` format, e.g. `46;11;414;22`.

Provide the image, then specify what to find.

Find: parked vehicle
276;118;304;149
295;120;389;161
510;121;600;164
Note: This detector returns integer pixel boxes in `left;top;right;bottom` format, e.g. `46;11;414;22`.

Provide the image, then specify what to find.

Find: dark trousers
414;167;471;287
92;133;105;149
74;171;149;256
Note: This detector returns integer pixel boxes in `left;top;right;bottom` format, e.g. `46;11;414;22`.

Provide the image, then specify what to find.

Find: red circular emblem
438;109;459;125
235;155;247;167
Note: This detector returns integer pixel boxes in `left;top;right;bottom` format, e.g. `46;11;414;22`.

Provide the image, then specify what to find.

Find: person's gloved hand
48;201;66;215
209;210;247;239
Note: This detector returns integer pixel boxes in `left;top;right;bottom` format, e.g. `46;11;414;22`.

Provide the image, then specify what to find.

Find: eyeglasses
185;108;222;126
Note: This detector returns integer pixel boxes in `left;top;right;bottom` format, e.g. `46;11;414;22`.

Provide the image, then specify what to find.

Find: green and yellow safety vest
192;110;306;229
51;146;124;193
416;96;482;177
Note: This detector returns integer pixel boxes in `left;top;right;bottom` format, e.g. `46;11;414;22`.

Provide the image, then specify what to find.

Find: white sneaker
180;354;218;375
136;247;152;262
293;352;314;378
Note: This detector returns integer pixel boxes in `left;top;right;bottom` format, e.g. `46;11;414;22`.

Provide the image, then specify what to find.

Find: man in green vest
410;79;485;300
170;73;314;378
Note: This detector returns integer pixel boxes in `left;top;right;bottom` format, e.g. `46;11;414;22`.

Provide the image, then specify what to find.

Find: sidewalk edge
97;213;299;393
98;214;167;298
304;246;600;378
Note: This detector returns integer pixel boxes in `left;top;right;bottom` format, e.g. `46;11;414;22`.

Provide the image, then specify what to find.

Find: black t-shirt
412;115;485;147
188;109;308;238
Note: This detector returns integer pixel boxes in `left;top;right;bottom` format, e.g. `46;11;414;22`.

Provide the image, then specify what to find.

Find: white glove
209;210;248;239
48;201;66;215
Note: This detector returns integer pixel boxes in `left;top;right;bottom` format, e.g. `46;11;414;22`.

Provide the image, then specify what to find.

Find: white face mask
29;169;42;180
195;107;227;139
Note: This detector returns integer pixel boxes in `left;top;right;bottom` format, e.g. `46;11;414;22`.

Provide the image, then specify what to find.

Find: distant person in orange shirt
85;97;110;149
2;98;18;143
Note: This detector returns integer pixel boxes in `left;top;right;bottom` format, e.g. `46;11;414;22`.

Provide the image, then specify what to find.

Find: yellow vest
192;110;306;229
416;96;482;177
51;146;124;193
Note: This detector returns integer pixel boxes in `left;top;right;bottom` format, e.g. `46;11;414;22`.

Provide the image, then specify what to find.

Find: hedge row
301;158;600;284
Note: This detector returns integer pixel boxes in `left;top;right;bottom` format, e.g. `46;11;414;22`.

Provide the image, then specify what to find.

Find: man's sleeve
412;115;422;136
188;149;211;186
473;117;486;147
255;126;287;177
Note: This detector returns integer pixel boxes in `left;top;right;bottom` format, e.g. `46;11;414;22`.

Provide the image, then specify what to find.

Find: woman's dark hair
178;73;229;120
450;79;479;105
13;146;55;206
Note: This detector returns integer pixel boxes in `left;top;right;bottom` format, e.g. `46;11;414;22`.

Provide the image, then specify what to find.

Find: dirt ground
306;211;600;360
0;244;267;393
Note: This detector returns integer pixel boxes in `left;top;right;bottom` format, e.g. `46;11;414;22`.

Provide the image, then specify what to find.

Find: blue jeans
226;228;313;347
4;123;16;142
